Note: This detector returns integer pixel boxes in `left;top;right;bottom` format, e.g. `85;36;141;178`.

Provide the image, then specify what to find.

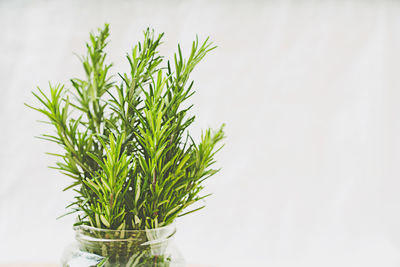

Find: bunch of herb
27;24;224;233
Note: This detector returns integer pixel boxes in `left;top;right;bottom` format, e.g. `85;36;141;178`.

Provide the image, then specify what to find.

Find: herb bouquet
27;24;224;267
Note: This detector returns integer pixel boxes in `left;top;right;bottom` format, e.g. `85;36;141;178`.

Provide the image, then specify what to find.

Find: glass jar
61;223;185;267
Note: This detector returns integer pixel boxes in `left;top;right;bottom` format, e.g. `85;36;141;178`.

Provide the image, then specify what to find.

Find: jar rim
73;222;176;234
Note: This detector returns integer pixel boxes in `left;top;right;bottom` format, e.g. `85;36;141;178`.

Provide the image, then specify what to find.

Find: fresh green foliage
27;24;225;231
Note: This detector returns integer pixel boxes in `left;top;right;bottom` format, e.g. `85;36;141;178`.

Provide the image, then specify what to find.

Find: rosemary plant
27;24;224;266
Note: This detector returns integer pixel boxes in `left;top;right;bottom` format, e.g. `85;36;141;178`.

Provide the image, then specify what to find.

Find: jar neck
74;223;176;246
74;224;176;262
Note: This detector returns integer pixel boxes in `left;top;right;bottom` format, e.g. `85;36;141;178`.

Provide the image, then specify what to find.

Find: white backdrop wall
1;0;400;266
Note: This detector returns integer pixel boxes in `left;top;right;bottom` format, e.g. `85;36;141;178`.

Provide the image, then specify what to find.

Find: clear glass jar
61;223;185;267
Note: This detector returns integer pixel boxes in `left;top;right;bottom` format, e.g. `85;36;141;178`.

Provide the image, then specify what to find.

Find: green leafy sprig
27;24;224;231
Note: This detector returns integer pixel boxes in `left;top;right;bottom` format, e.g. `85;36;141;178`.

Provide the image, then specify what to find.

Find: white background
1;0;400;266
